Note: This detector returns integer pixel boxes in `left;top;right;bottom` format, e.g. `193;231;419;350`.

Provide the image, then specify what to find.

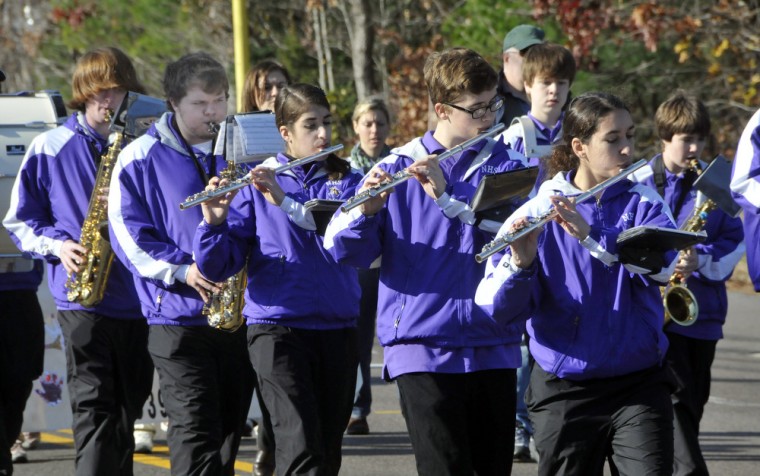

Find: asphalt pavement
11;290;760;476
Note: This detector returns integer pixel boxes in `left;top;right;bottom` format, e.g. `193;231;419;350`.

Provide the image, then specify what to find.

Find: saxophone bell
662;158;704;327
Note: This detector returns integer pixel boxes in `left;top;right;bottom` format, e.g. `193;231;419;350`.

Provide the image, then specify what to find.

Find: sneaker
134;429;154;454
11;440;27;464
21;432;41;450
514;422;531;462
345;417;370;435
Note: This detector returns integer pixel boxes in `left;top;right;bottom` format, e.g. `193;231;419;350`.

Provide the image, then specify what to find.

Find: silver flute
340;123;506;213
179;144;343;210
474;159;647;263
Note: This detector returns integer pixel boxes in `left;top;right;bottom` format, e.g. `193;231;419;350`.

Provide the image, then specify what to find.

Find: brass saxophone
65;110;120;307
663;159;714;326
203;161;248;332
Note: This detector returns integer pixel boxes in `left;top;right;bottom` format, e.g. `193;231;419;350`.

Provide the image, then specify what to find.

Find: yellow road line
40;432;252;475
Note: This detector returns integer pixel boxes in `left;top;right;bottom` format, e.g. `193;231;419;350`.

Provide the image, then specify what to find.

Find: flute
340;123;505;213
474;159;647;263
179;144;343;210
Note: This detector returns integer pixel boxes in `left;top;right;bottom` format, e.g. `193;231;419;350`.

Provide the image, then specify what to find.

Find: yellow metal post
232;0;250;112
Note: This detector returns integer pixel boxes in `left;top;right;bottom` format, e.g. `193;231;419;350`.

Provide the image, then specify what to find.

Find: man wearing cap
497;24;545;128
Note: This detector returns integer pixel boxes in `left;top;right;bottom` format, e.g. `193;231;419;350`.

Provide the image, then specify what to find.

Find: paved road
12;290;760;475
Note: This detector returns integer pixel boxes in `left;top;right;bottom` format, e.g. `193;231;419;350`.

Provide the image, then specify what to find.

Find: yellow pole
232;0;250;112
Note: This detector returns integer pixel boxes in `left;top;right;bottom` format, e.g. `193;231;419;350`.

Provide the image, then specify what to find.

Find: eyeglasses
444;96;504;119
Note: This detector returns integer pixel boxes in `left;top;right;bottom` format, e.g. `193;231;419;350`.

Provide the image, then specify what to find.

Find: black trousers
353;268;380;419
527;364;674;476
396;369;516;476
248;324;357;476
665;332;717;476
58;310;153;476
148;324;253;476
0;290;44;475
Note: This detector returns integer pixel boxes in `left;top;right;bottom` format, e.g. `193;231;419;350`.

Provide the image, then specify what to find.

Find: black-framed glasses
444;96;504;119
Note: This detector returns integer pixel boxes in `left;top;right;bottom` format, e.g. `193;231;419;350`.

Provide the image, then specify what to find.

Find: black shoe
253;450;275;476
346;417;370;435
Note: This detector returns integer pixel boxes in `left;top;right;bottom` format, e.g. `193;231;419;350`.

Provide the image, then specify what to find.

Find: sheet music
212;120;227;156
233;112;286;164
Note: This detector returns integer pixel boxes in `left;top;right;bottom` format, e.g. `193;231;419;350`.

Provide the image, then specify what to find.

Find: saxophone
203;160;248;332
663;159;715;326
65;110;120;307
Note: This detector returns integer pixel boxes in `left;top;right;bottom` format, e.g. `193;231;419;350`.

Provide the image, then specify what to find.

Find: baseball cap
503;25;545;52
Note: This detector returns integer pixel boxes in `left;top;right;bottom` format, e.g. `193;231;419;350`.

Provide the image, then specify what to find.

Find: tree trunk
343;0;376;100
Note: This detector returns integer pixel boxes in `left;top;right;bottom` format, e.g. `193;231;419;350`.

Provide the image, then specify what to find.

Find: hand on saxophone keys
60;240;88;274
186;262;223;304
673;247;698;279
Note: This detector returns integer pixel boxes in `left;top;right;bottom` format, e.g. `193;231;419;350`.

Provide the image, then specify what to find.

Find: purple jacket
325;132;529;379
475;169;678;380
633;157;745;340
193;153;361;329
108;112;226;325
3;113;141;318
731;108;760;292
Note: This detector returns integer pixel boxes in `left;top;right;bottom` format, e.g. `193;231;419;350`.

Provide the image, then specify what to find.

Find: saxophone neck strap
172;115;216;186
652;155;696;220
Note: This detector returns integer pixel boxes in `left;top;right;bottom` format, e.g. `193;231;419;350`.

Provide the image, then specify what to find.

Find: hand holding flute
180;144;343;210
475;159;647;263
341;123;505;213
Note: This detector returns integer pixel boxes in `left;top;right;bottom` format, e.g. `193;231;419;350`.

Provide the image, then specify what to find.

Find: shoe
345;417;369;435
134;429;154;454
253;450;275;476
21;432;41;450
513;422;531;462
11;440;27;464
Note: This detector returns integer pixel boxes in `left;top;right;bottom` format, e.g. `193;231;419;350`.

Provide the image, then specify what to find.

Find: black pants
0;290;44;476
248;324;357;476
527;364;674;476
148;324;253;476
396;369;516;476
353;268;379;419
665;332;717;476
58;310;153;476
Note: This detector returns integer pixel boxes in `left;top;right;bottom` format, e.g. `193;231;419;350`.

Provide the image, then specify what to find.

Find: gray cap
503;24;545;52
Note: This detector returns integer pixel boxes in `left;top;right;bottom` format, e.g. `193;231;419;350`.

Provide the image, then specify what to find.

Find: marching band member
193;83;361;475
240;58;293;476
2;47;153;476
242;59;291;113
475;92;678;476
731;107;760;292
108;52;252;476
324;48;528;476
632;91;744;475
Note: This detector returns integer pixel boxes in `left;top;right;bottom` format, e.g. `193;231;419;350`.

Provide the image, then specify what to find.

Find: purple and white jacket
475;169;678;380
731;108;760;292
633;157;745;340
193;153;362;329
324;131;529;379
3;113;141;318
108;112;226;325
